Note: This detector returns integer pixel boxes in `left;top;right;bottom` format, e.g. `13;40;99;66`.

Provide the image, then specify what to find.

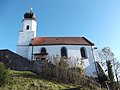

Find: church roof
30;37;94;46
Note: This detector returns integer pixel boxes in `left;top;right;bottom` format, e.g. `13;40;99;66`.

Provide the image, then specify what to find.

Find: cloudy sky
0;0;120;60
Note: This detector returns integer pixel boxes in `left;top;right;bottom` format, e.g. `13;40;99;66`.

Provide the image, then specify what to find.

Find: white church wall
84;46;97;77
16;46;29;59
28;45;97;77
28;46;32;60
17;31;34;45
93;49;101;62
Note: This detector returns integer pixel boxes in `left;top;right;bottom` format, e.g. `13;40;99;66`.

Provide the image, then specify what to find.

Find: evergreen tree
106;61;114;82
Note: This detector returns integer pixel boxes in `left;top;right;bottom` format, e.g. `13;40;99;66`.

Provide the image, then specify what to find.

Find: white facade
28;45;98;77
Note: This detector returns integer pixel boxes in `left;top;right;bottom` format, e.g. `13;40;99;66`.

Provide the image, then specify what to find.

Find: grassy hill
0;70;75;90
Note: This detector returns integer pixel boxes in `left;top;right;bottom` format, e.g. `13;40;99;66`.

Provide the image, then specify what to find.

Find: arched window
26;25;29;30
41;47;46;53
61;47;67;57
80;47;87;58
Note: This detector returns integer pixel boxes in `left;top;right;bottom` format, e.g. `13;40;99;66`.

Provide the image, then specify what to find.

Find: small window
80;47;87;58
61;47;67;57
26;25;29;30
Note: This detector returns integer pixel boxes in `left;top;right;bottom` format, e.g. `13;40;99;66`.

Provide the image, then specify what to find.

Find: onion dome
24;8;36;20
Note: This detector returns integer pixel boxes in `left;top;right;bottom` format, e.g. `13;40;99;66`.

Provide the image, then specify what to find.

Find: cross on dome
30;7;33;13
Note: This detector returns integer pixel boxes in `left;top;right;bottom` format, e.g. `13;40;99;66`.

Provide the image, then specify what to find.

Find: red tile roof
30;37;94;46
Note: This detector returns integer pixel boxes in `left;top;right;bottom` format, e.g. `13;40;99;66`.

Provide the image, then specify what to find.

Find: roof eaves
82;37;94;46
30;43;93;46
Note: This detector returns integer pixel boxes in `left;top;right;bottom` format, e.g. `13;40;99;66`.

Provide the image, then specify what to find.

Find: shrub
0;62;10;86
41;62;100;88
98;73;109;83
59;57;69;69
68;67;84;75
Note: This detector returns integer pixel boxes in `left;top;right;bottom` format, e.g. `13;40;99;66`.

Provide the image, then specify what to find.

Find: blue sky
0;0;120;60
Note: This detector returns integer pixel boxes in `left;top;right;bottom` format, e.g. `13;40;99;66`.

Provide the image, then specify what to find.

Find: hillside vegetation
0;61;105;90
0;70;75;90
0;70;106;90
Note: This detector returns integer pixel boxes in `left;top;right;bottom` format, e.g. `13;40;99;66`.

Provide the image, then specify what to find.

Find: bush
98;73;109;83
68;67;84;75
41;62;100;88
0;62;10;86
59;57;69;69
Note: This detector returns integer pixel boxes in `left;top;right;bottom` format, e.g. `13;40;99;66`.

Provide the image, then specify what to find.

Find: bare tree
99;47;115;68
99;47;114;62
99;47;115;81
99;47;120;89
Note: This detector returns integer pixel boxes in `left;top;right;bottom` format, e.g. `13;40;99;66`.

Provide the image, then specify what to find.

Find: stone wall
0;49;31;70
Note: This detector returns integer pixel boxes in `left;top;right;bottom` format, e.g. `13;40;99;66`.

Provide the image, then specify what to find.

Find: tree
106;60;114;82
99;47;114;64
99;47;115;81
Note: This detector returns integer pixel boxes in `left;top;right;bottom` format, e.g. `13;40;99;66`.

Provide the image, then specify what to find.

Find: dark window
41;47;46;53
80;47;87;58
40;47;48;60
61;47;67;57
26;25;29;30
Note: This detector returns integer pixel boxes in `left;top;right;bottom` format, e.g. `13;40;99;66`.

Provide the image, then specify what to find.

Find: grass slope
0;70;74;90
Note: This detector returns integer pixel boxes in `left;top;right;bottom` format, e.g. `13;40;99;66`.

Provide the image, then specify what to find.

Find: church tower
16;8;37;58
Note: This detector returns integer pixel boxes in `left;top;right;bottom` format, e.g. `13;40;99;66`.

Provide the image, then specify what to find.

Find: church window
61;47;67;57
40;47;48;60
26;25;29;30
41;47;46;53
80;47;87;58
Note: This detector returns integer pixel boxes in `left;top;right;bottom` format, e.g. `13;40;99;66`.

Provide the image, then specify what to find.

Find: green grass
0;70;75;90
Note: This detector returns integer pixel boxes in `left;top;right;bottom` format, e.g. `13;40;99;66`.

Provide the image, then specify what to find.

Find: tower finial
30;5;33;13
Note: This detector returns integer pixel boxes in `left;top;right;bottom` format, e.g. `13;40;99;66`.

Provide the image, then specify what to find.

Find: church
16;8;102;77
